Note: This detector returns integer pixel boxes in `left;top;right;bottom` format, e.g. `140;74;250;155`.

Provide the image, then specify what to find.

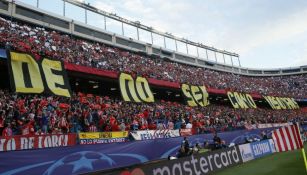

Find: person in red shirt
148;122;157;130
143;109;149;119
109;115;116;125
104;122;112;132
98;115;106;131
111;120;119;131
140;121;148;130
0;115;4;135
35;129;45;135
21;121;35;136
51;127;62;134
2;123;13;137
125;123;131;131
58;116;69;133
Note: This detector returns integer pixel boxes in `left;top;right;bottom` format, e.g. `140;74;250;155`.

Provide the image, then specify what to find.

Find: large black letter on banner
119;73;154;102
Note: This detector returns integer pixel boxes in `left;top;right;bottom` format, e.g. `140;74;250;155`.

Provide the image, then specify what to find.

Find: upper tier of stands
1;0;307;75
0;16;306;99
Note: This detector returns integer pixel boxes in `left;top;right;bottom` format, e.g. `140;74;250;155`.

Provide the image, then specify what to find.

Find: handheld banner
130;129;180;140
227;91;257;109
181;84;209;107
119;73;154;102
7;51;72;97
180;128;193;136
78;131;129;145
263;96;299;109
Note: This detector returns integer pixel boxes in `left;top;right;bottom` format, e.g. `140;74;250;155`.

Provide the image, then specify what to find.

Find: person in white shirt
186;122;192;129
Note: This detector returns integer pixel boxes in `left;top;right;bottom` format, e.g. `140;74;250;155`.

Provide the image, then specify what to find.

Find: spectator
21;120;35;136
192;143;201;154
186;122;193;129
0;113;4;135
88;122;98;132
177;145;189;158
119;122;126;131
0;88;306;137
182;137;190;153
167;119;174;130
213;132;222;150
2;123;13;136
261;131;268;140
0;17;306;99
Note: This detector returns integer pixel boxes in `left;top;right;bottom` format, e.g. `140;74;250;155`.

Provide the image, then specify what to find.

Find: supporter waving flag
272;123;303;152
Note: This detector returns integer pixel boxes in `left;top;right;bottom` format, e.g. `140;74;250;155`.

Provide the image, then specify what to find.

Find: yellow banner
79;131;129;139
119;73;154;102
9;52;44;94
227;91;257;109
181;84;209;107
263;96;299;110
8;51;71;97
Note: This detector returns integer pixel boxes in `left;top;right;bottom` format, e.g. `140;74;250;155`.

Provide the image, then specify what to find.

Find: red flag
302;107;307;113
59;103;70;109
272;123;303;152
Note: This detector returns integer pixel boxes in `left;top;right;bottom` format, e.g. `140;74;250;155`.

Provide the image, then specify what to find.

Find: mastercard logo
120;168;145;175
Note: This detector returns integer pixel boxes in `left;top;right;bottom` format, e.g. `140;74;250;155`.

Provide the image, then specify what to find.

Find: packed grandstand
0;0;307;175
0;16;306;136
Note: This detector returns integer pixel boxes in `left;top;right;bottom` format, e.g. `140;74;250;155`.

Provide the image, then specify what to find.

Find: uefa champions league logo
2;151;149;175
43;151;116;175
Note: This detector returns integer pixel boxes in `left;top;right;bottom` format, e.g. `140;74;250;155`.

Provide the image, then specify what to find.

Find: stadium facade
0;0;307;76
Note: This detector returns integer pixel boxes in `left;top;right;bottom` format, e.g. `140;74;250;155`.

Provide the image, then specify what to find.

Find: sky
18;0;307;69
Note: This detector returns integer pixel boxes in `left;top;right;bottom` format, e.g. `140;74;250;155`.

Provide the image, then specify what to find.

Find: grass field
216;144;307;175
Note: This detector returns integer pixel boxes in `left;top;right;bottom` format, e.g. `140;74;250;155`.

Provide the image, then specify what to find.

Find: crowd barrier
130;129;181;140
0;133;77;152
0;127;277;175
79;131;129;145
0;124;283;152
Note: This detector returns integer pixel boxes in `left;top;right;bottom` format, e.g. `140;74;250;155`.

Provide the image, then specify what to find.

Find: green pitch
216;144;307;175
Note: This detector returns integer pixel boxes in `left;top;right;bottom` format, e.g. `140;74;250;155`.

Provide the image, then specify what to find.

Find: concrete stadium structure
0;0;306;76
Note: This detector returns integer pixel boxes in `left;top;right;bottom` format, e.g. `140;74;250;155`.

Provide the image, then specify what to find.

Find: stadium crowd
0;17;306;137
0;17;306;99
0;90;305;137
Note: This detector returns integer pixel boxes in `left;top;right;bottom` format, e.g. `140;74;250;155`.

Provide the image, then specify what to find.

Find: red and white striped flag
272;123;303;152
